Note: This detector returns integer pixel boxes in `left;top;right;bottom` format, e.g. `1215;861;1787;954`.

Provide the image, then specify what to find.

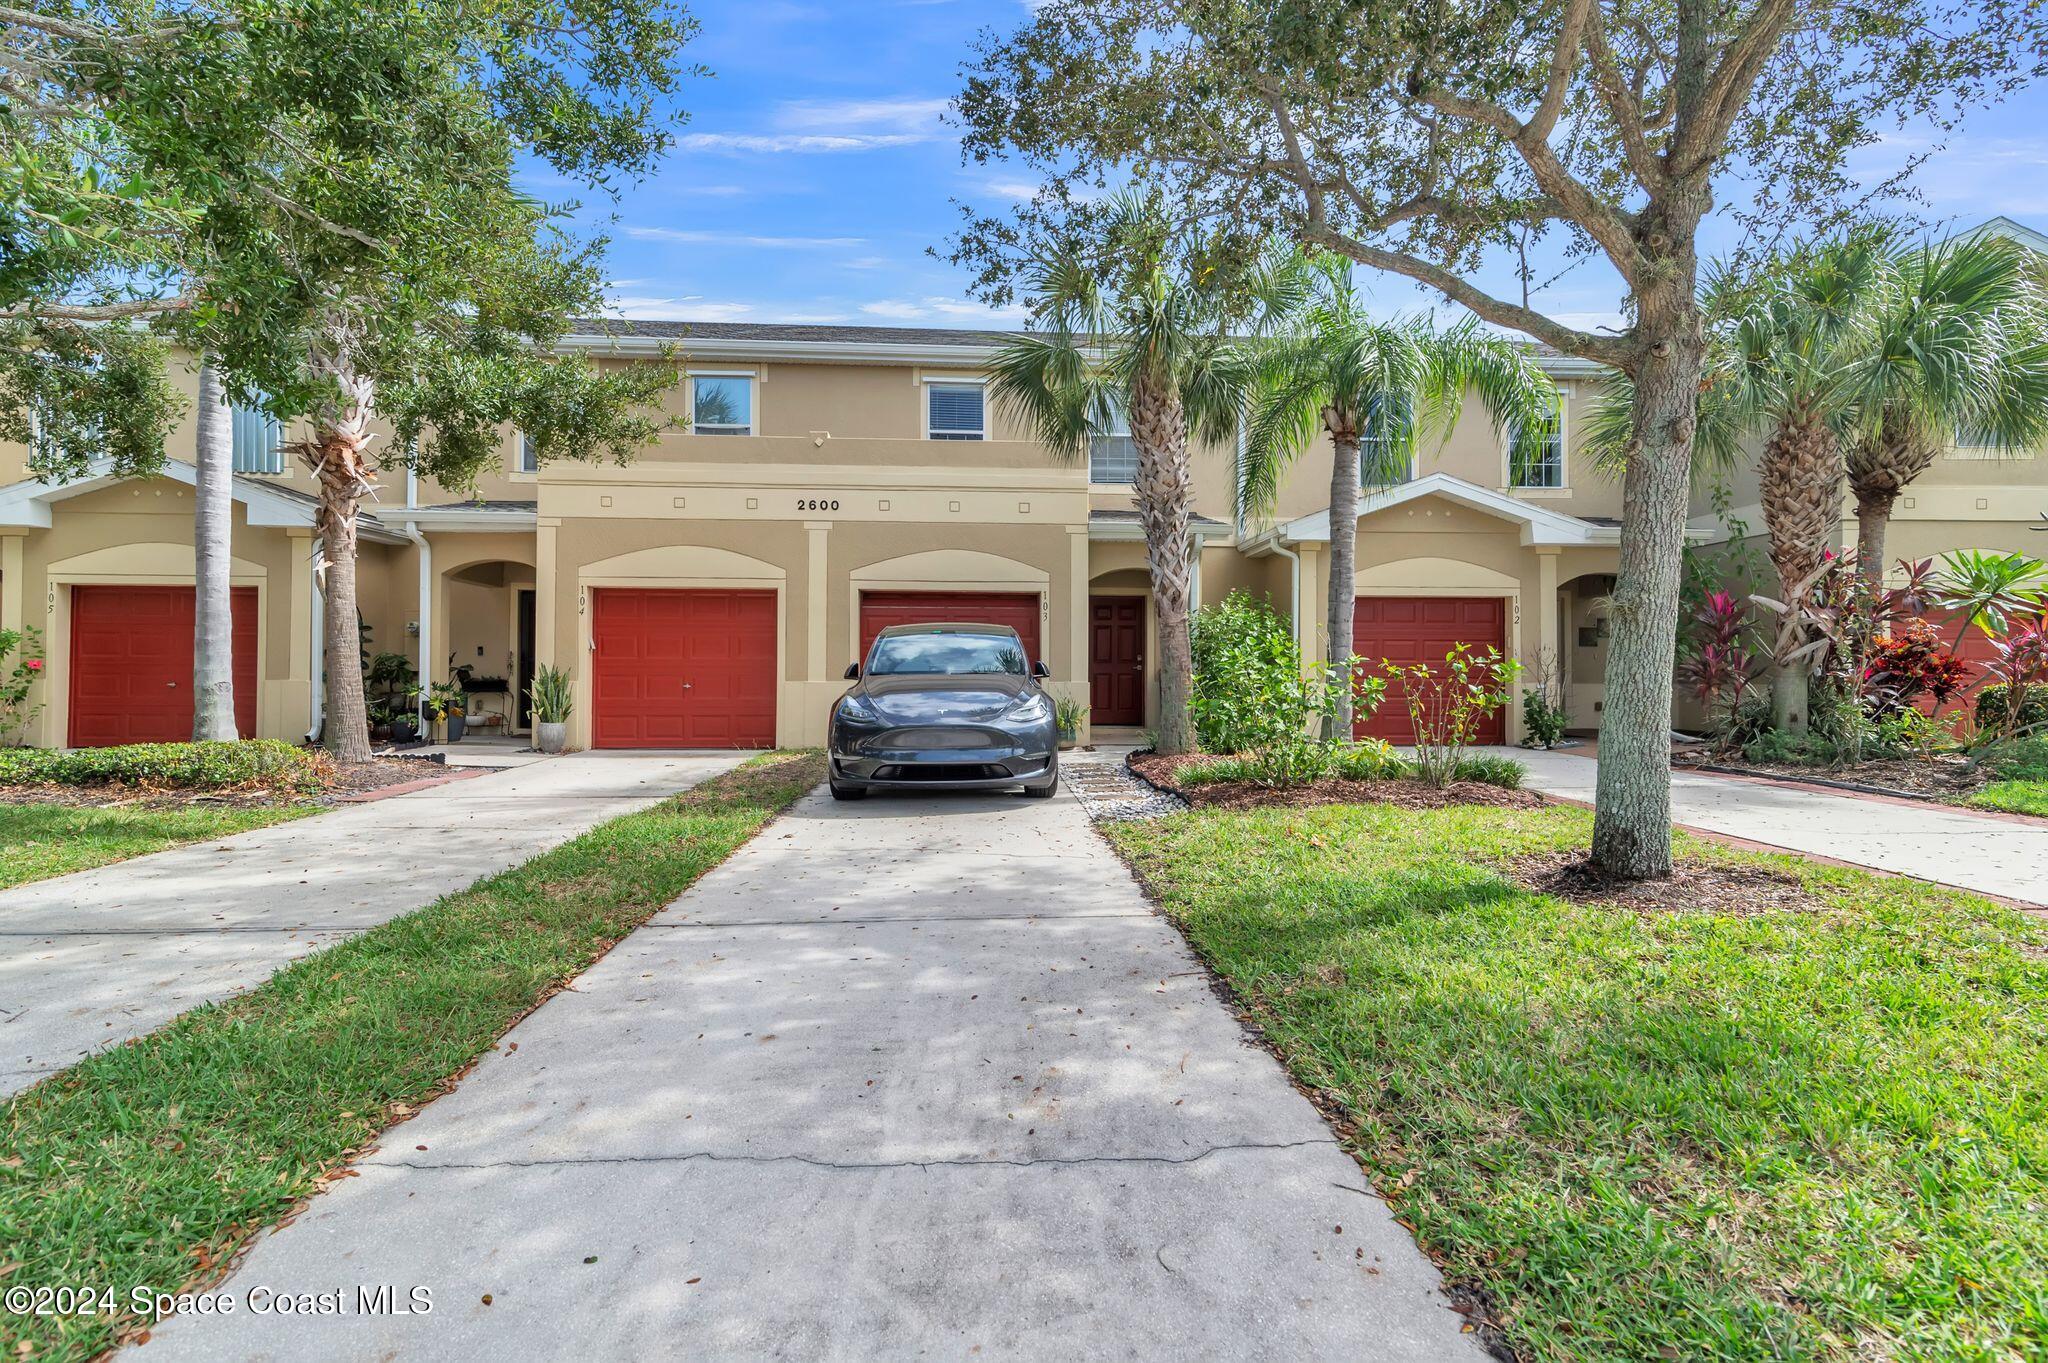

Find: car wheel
1021;763;1058;799
829;780;866;801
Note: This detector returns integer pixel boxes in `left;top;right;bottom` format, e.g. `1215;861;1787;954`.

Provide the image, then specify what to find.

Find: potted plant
1054;696;1088;750
530;665;573;753
425;680;468;742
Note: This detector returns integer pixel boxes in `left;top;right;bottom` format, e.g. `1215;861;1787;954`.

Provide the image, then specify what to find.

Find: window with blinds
231;402;285;474
1089;398;1137;483
1509;399;1565;489
926;383;985;440
1360;392;1414;486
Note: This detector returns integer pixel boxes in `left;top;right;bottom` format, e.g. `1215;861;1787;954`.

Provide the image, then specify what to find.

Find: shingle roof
1091;509;1232;531
569;319;1015;347
419;499;539;513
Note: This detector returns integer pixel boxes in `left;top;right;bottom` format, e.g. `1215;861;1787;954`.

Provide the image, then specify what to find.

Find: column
1067;524;1089;742
1529;547;1560;747
805;521;830;681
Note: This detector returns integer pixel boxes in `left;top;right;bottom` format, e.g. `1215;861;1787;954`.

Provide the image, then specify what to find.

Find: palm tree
1239;257;1556;737
988;194;1294;754
191;357;239;741
1845;234;2048;587
1713;232;1889;735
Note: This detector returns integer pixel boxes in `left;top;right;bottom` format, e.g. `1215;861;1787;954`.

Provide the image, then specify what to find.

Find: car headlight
1006;692;1053;723
836;692;884;726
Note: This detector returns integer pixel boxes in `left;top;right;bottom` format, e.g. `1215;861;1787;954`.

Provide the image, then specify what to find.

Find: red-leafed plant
1676;591;1759;747
1981;624;2048;740
1862;620;1973;718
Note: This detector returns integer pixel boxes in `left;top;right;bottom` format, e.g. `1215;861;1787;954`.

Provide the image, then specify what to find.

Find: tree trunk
1758;411;1843;737
303;335;378;764
191;358;239;742
1323;423;1361;740
1853;488;1893;591
1128;375;1196;755
1590;300;1704;881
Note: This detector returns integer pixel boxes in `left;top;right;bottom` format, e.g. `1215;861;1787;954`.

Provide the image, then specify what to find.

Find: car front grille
870;763;1012;782
879;727;1000;750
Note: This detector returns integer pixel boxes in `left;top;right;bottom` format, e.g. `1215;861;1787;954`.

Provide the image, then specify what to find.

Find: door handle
166;681;177;687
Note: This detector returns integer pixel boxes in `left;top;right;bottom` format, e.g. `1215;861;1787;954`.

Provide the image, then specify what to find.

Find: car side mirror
1032;661;1052;679
843;663;860;680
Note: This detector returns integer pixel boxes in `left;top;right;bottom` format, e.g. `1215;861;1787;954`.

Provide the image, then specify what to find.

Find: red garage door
591;589;778;749
857;592;1042;669
69;585;259;747
1352;596;1509;744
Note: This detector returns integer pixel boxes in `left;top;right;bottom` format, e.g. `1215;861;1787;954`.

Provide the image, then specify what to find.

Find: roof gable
1274;473;1618;548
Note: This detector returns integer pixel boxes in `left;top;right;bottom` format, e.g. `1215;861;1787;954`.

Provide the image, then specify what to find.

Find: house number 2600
796;498;840;511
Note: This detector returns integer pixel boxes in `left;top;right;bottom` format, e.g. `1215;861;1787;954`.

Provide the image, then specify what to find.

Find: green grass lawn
0;751;824;1362
1108;803;2048;1362
1967;780;2048;816
0;801;320;889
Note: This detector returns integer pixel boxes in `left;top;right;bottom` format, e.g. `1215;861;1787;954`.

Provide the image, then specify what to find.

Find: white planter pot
536;721;568;754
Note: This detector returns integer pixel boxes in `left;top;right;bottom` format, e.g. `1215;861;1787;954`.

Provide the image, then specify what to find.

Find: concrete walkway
1508;746;2048;906
0;752;747;1095
137;787;1482;1361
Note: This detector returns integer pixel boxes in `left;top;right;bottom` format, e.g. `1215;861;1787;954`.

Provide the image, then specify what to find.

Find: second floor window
1360;393;1413;486
690;375;752;435
516;431;539;474
1509;399;1565;489
1089;400;1139;484
927;382;985;440
1953;424;2002;450
231;400;285;474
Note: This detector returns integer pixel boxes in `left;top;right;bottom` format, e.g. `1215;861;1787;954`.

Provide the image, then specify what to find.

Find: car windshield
868;632;1027;677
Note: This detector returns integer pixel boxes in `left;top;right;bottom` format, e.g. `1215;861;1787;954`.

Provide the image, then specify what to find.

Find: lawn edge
0;799;325;891
4;751;825;1361
1085;810;1518;1361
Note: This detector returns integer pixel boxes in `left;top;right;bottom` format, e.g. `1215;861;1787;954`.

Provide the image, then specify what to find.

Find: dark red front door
1088;595;1145;725
69;585;258;747
1352;595;1509;744
590;588;778;749
856;592;1043;669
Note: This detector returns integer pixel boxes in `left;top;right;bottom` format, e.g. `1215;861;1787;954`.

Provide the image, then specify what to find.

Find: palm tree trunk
1758;410;1844;736
1324;425;1361;740
1129;376;1196;755
191;358;239;742
304;334;378;764
1853;488;1893;591
1590;299;1702;882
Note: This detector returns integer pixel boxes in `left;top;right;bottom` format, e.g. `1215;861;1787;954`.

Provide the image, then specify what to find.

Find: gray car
827;623;1060;800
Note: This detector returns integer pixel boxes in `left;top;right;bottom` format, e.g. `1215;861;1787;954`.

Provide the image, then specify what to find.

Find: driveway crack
373;1137;1339;1175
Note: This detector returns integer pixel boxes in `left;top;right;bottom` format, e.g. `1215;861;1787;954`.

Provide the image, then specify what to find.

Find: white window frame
923;377;987;441
688;371;757;437
230;398;286;476
1089;399;1138;486
514;430;539;476
1507;389;1569;492
1359;392;1414;487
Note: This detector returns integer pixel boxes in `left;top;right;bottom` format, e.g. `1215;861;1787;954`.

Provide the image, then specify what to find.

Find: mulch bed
1673;750;1987;799
1501;848;1830;914
0;755;450;811
1127;751;1548;813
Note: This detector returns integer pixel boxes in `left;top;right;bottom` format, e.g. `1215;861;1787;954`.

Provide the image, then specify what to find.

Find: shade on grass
0;751;825;1362
0;801;318;889
1109;802;2048;1362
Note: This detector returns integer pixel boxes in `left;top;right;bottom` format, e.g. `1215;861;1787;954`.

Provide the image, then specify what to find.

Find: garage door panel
69;586;258;747
1351;594;1507;745
857;592;1042;668
590;588;777;750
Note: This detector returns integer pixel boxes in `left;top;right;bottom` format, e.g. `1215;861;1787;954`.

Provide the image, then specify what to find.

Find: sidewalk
1507;747;2048;906
0;752;748;1095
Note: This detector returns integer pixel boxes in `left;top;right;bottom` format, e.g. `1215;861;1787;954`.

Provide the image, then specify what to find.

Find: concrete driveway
1509;746;2048;907
135;786;1482;1361
0;752;747;1095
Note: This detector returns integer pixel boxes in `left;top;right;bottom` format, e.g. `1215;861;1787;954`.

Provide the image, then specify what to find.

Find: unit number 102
796;498;840;511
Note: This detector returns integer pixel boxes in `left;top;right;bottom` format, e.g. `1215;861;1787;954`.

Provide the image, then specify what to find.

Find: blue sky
523;1;2048;335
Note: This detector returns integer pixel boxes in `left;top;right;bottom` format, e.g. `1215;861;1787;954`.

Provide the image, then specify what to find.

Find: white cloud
859;295;1028;324
775;97;950;133
624;226;866;249
677;95;954;157
678;131;935;155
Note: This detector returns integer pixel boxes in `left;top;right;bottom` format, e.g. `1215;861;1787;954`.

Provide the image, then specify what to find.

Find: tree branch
1;295;191;323
1582;8;1665;189
1676;0;1800;174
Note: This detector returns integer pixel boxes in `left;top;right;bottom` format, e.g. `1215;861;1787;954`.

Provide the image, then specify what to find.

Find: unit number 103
796;498;841;511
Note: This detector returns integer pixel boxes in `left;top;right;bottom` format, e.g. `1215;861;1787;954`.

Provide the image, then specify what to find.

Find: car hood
851;673;1033;725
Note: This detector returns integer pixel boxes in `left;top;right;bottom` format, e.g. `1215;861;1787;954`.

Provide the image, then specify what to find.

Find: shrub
529;665;574;724
1329;739;1408;780
1;625;48;744
1451;754;1526;788
1383;644;1522;788
1862;621;1972;716
0;740;327;792
1980;735;2048;782
1975;683;2048;738
1188;591;1309;754
1520;689;1569;749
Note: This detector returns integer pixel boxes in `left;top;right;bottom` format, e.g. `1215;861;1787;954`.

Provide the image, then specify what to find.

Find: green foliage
528;665;574;724
1974;685;2048;742
0;741;325;792
1520;689;1569;750
1328;738;1407;780
1931;551;2048;637
0;626;48;744
1382;645;1522;788
1980;735;2048;782
1451;754;1526;789
1053;696;1088;732
1108;804;2048;1361
423;681;467;720
1189;591;1305;753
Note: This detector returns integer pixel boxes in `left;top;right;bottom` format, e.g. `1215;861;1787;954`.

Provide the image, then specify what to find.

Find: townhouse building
3;221;2041;753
